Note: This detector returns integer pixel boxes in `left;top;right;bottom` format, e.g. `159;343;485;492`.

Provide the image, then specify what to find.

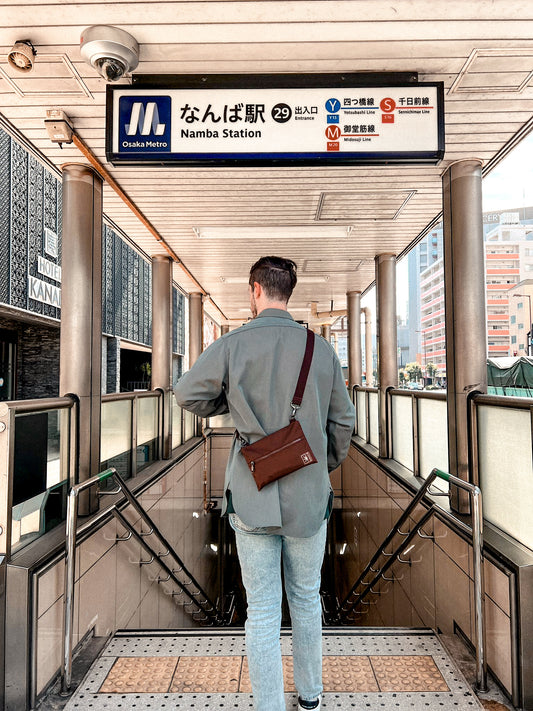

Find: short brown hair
249;256;297;302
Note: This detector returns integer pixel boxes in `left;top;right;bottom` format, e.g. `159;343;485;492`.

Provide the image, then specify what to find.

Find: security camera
80;25;138;82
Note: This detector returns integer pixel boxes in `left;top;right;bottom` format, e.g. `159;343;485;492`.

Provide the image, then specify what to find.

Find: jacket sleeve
326;353;356;472
173;339;230;418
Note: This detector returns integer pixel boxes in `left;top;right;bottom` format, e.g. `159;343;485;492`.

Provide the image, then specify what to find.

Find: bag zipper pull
251;462;255;472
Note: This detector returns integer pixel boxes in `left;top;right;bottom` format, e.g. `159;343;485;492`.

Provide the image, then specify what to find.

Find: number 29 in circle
271;103;292;123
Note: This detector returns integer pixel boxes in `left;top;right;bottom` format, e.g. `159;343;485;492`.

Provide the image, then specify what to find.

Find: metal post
60;468;116;694
61;488;78;695
362;306;373;386
60;164;103;514
321;324;331;342
472;487;487;692
442;160;486;512
375;254;398;458
189;293;203;367
347;291;362;388
151;255;173;459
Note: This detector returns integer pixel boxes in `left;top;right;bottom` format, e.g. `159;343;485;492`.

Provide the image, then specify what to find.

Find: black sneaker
297;698;321;710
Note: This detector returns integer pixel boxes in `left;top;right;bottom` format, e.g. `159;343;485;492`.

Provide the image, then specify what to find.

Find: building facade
0;126;187;401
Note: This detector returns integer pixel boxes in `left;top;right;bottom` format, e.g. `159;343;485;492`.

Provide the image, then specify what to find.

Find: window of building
519;323;524;329
511;315;516;324
520;344;525;350
511;335;517;344
518;302;524;309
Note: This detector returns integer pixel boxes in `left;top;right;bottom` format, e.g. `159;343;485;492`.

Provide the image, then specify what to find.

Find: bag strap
290;329;315;417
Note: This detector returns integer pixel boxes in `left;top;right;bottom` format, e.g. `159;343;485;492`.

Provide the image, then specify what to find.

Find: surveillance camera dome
80;25;139;82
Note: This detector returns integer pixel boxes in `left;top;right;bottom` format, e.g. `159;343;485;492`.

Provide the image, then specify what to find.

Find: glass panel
368;391;379;448
478;405;533;550
100;399;132;478
356;390;366;438
11;408;69;554
391;395;414;471
418;397;448;492
137;396;159;472
184;409;196;441
171;394;182;449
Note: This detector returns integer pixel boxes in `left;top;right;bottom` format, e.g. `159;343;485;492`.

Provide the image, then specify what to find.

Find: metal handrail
61;467;117;695
101;390;162;402
110;469;219;618
337;467;487;693
60;466;220;695
338;470;441;611
432;468;487;693
0;395;76;413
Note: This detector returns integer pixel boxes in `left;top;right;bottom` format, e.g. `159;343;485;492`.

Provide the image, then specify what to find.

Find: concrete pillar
442;159;486;512
321;324;331;342
151;255;173;459
221;325;230;335
347;291;362;388
362;307;373;386
59;164;102;514
376;253;398;458
189;292;203;367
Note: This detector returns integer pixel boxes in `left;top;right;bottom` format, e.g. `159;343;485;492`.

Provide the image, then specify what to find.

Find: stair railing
61;467;220;695
336;468;487;692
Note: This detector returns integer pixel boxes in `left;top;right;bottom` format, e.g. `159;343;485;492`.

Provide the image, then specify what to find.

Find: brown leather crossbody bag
238;329;318;491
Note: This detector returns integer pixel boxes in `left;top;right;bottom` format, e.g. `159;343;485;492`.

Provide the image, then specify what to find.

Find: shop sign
106;74;444;166
28;275;61;307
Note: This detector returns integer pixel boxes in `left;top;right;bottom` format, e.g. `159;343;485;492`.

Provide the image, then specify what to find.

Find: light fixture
220;276;329;284
194;225;353;240
80;25;139;82
7;40;36;73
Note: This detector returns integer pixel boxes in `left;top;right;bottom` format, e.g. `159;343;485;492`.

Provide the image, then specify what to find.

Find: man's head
248;256;297;317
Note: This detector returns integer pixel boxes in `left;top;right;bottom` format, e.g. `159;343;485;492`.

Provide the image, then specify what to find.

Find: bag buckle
290;403;300;419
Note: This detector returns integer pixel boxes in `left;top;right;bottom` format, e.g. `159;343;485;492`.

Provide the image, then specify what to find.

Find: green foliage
405;362;422;381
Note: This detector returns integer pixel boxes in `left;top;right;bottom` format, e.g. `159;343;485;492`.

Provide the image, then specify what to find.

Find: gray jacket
174;308;355;537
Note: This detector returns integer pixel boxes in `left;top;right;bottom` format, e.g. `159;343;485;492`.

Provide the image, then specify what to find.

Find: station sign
106;74;444;166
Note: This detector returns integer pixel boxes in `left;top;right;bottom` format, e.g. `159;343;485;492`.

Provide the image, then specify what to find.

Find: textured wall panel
10;141;28;310
0;130;11;304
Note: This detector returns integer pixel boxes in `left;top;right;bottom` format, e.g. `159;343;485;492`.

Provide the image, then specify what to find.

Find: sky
482;131;533;212
393;129;533;320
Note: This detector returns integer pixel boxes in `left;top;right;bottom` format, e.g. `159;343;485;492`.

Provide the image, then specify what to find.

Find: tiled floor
64;628;485;710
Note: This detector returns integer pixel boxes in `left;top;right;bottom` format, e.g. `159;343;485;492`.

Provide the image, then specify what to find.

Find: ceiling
1;1;533;324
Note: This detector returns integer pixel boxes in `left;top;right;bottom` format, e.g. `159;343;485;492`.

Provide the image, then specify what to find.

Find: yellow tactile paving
97;653;450;694
323;655;379;692
369;655;450;692
239;656;296;692
99;657;178;693
170;656;243;693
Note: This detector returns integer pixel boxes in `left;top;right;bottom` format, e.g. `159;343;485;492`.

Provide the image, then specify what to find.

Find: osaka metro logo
118;96;171;153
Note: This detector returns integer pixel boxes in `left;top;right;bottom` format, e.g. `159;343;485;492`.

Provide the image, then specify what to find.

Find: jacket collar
255;308;294;321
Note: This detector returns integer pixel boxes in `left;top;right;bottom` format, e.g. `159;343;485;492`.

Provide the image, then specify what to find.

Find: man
174;256;355;711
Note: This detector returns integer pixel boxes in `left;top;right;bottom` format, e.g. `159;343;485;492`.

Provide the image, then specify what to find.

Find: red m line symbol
325;125;341;140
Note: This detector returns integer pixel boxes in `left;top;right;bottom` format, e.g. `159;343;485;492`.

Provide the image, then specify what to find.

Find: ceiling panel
1;0;533;323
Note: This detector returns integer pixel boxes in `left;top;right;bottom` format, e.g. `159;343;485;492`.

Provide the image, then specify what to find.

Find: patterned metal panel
0;130;11;304
43;168;61;320
0;131;184;348
27;155;44;316
172;288;178;354
9;141;28;310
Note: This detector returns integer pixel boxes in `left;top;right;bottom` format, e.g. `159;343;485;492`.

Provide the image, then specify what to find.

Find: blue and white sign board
106;75;444;166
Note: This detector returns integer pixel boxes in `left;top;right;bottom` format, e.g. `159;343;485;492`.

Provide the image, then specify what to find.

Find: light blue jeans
230;514;327;711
